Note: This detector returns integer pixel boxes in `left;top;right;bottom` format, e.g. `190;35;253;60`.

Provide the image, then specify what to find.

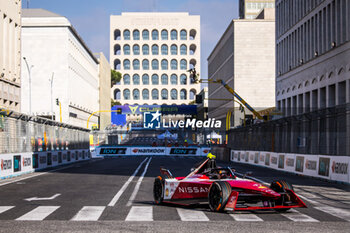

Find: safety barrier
92;146;211;157
0;149;90;180
230;150;350;184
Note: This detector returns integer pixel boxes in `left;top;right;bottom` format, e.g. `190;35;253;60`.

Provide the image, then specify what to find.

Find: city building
21;9;99;128
0;0;21;112
207;13;275;131
110;12;201;106
239;0;275;19
95;52;111;130
275;0;350;155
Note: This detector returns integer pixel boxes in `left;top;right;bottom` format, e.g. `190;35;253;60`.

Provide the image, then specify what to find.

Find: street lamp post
23;57;34;115
49;73;54;121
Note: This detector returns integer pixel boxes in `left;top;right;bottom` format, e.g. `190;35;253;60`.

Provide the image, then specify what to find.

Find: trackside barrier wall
230;150;350;184
0;149;90;180
92;146;211;158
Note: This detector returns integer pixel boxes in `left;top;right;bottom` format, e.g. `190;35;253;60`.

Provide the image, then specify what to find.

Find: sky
22;0;238;80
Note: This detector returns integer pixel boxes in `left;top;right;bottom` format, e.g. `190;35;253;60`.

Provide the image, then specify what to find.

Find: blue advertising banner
111;105;197;115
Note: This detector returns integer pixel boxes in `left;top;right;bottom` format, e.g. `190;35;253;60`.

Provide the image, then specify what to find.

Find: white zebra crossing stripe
125;206;153;221
230;213;263;221
16;206;59;221
281;209;319;222
0;206;14;214
71;206;105;221
314;206;350;222
176;208;209;221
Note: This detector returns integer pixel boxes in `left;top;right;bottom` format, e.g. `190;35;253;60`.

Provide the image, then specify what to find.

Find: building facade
276;0;350;155
239;0;275;19
0;0;21;112
95;52;111;130
21;9;99;128
110;12;200;106
207;16;275;131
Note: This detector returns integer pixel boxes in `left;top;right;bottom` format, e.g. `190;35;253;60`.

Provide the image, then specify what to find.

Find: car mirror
243;171;253;178
190;168;195;172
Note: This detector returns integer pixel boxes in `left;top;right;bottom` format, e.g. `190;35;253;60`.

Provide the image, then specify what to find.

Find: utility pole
49;72;54;120
23;57;34;115
27;0;30;9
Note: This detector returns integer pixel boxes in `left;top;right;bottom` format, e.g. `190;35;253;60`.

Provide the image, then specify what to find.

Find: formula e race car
153;157;306;212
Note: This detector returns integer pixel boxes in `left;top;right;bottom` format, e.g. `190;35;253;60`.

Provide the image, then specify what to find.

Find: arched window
161;29;168;40
161;59;168;70
133;89;140;100
123;74;130;85
190;29;196;40
114;89;121;99
142;59;149;70
161;89;168;100
180;44;187;55
133;74;140;85
114;59;121;70
123;59;130;70
161;74;168;85
142;44;149;55
152;59;159;70
171;44;177;55
152;89;159;100
171;59;177;70
114;44;121;55
170;74;177;85
190;89;196;100
171;89;178;100
123;89;130;100
180;89;187;100
133;30;140;40
180;74;187;84
133;44;140;55
133;59;140;70
180;59;187;70
142;74;149;85
152;74;159;85
152;44;159;55
123;45;130;55
142;89;149;100
152;29;159;40
142;30;149;40
189;44;196;55
123;30;130;40
114;29;121;40
161;44;168;55
190;59;197;69
180;30;187;40
171;29;177;40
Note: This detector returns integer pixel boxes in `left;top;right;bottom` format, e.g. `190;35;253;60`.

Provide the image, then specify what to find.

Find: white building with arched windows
110;12;200;106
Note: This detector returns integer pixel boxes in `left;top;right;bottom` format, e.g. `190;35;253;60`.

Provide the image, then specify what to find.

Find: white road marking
176;208;209;221
71;206;105;221
0;206;14;214
126;157;152;206
16;206;59;221
108;157;149;207
25;193;61;201
314;206;350;222
281;209;319;222
125;206;153;221
230;213;263;221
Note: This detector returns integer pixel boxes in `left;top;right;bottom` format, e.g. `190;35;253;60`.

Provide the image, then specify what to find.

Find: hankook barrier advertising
92;146;211;157
0;149;90;180
230;150;350;184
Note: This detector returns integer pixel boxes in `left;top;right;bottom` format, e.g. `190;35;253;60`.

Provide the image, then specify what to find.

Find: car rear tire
270;180;294;212
208;181;232;212
153;176;164;204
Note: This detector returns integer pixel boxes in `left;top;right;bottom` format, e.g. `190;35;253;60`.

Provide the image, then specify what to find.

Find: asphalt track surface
0;156;349;233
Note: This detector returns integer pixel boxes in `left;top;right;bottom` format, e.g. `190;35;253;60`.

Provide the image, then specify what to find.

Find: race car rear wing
160;167;174;179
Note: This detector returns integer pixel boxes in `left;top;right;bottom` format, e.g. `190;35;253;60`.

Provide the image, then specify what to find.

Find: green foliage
111;98;121;107
111;70;122;87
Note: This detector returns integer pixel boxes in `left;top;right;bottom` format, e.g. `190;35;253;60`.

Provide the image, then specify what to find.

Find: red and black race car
153;157;306;212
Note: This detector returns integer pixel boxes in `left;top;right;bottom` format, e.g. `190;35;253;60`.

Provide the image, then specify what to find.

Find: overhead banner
112;105;197;115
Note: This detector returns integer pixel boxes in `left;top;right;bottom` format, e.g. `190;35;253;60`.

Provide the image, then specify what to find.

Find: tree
111;98;121;107
111;70;122;87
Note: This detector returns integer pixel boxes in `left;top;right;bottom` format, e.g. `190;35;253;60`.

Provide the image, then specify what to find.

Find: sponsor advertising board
284;154;296;172
330;156;349;183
